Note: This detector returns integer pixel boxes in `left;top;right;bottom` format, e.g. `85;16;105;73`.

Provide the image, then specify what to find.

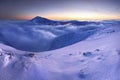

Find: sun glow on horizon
45;12;120;20
17;12;120;20
19;12;119;20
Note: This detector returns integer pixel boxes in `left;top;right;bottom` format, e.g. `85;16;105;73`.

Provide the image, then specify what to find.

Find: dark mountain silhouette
31;16;60;25
31;16;100;25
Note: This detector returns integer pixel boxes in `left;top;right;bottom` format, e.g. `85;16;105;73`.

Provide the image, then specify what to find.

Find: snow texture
0;17;120;80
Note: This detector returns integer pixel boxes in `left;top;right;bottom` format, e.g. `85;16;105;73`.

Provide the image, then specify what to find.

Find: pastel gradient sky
0;0;120;20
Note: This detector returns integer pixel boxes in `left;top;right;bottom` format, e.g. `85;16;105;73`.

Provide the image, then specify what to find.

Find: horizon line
0;16;120;21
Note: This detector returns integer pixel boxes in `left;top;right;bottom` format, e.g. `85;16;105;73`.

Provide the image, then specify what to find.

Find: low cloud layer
0;20;119;52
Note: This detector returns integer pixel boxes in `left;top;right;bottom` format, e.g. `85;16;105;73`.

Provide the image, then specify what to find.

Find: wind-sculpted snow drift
0;17;120;80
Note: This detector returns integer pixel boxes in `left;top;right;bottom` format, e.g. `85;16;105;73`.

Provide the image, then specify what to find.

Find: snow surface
0;18;120;80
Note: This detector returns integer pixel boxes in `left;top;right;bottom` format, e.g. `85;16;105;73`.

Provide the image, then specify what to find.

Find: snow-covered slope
0;19;120;80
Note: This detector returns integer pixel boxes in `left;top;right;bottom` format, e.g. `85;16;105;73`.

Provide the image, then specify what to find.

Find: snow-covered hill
0;18;120;80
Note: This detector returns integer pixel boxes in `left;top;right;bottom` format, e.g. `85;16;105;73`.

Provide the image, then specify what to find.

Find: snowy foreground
0;17;120;80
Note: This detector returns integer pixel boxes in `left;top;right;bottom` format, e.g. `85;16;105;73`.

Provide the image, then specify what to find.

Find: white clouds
0;21;57;52
0;20;119;52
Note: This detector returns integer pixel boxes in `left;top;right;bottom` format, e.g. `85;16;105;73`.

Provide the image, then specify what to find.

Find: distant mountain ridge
31;16;99;25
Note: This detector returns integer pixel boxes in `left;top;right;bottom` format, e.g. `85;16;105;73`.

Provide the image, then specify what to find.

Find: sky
0;0;120;20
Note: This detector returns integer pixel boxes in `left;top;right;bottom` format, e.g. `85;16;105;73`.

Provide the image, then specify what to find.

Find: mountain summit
31;16;60;25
